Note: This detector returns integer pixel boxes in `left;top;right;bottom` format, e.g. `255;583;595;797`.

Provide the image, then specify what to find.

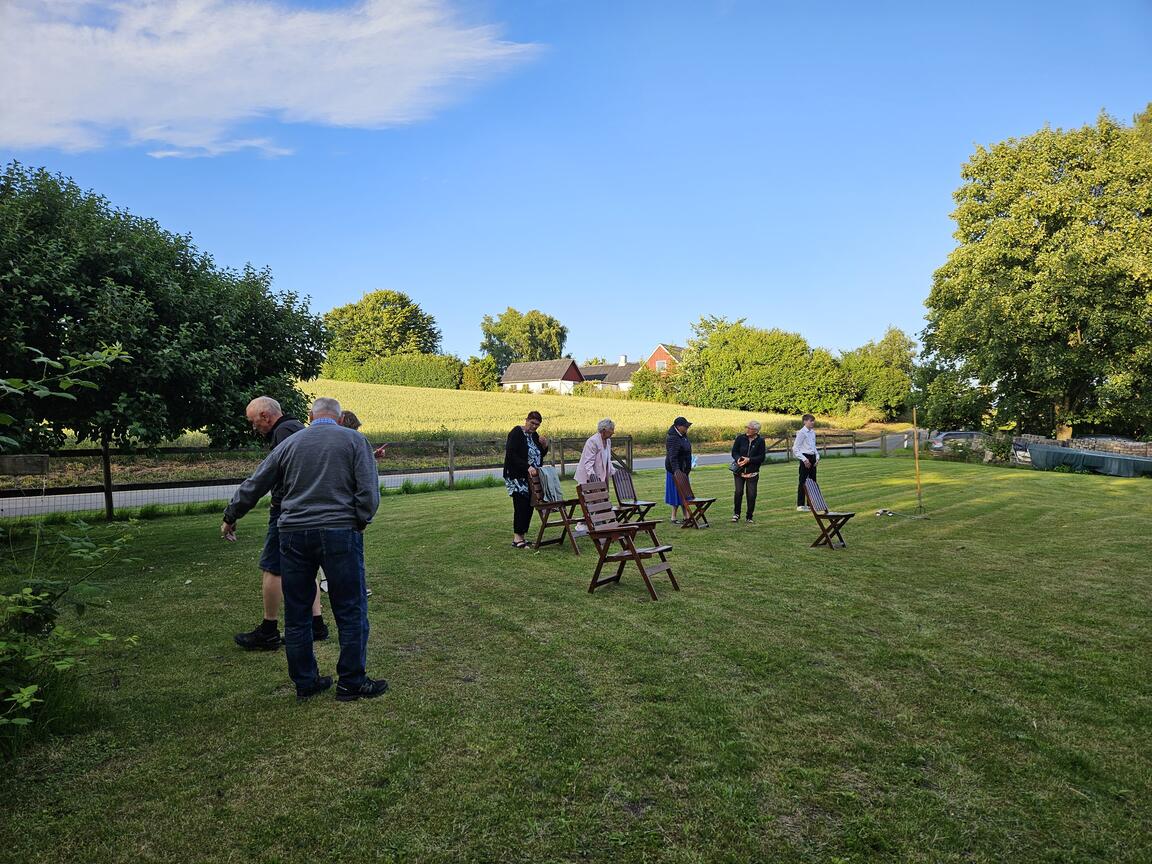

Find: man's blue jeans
279;528;369;690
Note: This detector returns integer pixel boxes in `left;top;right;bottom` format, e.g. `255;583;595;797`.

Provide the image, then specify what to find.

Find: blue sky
2;0;1150;365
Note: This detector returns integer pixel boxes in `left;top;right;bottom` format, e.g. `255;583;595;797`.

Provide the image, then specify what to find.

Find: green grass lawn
2;459;1149;863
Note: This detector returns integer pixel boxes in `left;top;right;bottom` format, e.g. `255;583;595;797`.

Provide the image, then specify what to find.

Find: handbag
728;459;741;473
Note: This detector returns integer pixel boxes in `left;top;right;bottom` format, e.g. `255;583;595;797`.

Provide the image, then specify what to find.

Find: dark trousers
512;491;533;535
797;454;818;506
733;474;758;518
279;528;369;691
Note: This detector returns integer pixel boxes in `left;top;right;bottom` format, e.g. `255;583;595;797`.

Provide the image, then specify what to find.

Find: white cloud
0;0;538;157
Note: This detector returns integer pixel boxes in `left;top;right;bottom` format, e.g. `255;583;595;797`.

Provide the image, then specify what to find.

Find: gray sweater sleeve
353;435;381;528
223;450;282;524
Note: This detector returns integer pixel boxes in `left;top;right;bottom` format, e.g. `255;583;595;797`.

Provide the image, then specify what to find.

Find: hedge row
322;353;463;389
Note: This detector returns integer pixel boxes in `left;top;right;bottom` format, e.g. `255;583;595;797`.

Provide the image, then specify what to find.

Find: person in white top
793;413;820;511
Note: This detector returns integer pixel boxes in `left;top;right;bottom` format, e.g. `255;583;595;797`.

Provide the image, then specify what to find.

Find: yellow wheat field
303;378;799;443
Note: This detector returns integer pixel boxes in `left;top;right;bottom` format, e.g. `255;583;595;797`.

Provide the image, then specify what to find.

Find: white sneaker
731;514;740;522
797;505;810;512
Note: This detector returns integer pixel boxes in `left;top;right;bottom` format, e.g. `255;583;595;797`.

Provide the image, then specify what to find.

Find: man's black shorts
258;510;281;575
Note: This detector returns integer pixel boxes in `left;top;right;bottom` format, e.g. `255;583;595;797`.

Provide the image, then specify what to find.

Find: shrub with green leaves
323;353;463;390
1;519;138;757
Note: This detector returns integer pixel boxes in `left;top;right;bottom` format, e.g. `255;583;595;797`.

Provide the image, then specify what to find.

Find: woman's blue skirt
664;471;681;506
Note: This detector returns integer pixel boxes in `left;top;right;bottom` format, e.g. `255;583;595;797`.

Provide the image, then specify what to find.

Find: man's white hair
747;420;761;432
597;418;615;433
311;397;342;417
248;395;282;415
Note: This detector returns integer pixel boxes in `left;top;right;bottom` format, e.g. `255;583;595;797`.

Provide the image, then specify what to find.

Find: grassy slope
1;459;1148;863
303;378;806;443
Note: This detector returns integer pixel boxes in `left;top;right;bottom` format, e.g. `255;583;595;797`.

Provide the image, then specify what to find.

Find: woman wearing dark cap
503;411;549;548
664;416;693;523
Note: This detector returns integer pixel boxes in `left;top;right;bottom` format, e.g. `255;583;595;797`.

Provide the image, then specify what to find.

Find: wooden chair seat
576;480;679;600
611;469;656;522
528;472;581;554
672;470;715;528
804;478;855;549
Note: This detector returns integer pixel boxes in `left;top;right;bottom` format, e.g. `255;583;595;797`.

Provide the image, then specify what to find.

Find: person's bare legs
262;572;322;618
262;570;282;620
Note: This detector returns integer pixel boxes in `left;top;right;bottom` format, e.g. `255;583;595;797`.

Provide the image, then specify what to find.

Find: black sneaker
296;675;333;702
312;619;330;641
336;677;390;702
234;625;282;651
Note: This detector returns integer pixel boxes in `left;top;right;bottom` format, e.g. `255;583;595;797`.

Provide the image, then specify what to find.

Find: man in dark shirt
231;396;329;650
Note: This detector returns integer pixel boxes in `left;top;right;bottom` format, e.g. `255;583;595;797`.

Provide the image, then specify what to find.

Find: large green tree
840;327;916;419
479;307;568;375
0;162;327;449
923;110;1152;438
323;290;441;367
675;316;851;414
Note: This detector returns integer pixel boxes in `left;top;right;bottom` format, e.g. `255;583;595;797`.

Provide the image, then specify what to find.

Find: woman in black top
731;420;766;522
503;410;549;548
664;416;693;522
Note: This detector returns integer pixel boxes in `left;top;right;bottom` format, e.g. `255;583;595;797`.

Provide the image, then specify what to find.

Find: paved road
0;434;914;518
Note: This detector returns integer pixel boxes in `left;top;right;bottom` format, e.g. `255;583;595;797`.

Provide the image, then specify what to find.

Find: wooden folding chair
528;471;581;554
576;480;678;601
611;469;656;522
672;470;716;529
804;478;855;549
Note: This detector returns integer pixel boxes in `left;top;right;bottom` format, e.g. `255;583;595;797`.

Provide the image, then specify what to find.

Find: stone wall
1015;433;1152;457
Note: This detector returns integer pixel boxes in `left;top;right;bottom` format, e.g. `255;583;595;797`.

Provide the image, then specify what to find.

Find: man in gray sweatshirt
221;397;386;702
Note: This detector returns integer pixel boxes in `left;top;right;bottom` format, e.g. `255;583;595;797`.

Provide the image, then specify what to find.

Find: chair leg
562;504;581;554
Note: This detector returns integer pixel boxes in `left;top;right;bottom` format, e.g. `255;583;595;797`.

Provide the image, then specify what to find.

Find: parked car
929;430;985;452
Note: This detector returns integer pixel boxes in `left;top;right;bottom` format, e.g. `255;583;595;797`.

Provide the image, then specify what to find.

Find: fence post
851;432;857;457
880;431;887;456
100;432;115;521
447;439;455;490
559;439;566;478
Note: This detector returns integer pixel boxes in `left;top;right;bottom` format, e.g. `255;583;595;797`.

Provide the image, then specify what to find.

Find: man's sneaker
746;517;754;524
797;505;810;512
234;626;282;651
296;675;333;702
336;677;390;702
731;514;740;522
313;619;330;641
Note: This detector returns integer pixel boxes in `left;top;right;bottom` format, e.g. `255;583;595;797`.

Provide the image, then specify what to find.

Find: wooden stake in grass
912;406;924;514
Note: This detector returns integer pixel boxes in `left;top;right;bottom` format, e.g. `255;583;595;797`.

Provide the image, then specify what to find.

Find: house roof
604;362;642;384
578;363;613;382
580;362;642;384
501;358;579;384
657;344;685;361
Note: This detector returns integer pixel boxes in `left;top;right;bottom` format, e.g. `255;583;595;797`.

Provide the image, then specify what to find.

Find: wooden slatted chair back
804;479;828;513
613;469;639;502
577;480;620;531
673;470;695;501
528;471;544;505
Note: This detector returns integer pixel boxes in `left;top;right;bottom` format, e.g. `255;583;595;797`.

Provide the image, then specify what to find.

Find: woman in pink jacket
575;418;616;486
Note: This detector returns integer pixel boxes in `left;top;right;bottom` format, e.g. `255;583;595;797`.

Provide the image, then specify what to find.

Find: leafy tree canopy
923;111;1152;437
461;355;500;391
323;290;441;366
479;307;567;375
676;316;851;414
840;327;916;419
582;356;608;366
0;162;327;449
